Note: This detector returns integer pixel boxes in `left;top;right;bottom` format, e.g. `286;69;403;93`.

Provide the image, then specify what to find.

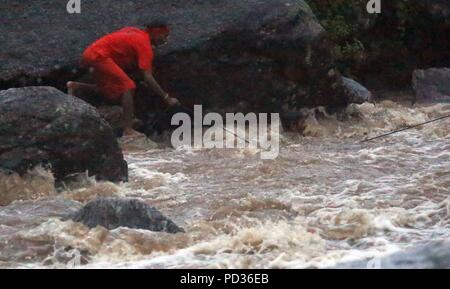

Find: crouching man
67;21;180;136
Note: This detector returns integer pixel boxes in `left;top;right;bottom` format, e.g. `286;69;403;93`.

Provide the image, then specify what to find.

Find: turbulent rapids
0;100;449;268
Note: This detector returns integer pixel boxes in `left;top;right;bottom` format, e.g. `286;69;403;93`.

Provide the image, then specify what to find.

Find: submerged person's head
144;20;170;46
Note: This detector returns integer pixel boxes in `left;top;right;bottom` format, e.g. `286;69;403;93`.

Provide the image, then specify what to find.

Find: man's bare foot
67;81;76;96
66;81;97;97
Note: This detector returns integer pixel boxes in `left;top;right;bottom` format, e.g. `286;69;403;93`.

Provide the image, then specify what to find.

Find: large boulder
334;241;450;269
413;68;450;102
66;198;184;233
0;0;357;114
0;86;128;182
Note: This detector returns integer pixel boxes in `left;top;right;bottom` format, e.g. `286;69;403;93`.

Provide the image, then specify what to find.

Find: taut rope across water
361;114;450;143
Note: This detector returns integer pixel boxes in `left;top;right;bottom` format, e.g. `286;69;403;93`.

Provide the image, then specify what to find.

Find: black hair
144;20;169;29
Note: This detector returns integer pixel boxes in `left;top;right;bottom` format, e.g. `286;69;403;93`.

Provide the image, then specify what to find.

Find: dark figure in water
67;21;180;137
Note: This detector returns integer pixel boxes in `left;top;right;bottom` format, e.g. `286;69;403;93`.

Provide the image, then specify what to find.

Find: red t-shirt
85;27;153;71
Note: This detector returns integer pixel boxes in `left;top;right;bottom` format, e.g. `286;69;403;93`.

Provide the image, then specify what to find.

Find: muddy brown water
0;100;449;268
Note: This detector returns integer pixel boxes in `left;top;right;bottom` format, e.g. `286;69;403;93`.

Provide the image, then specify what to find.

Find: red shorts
82;49;136;102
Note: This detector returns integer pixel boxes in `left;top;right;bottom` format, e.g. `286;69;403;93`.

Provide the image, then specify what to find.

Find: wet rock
0;0;351;112
0;86;128;182
96;105;124;136
66;198;184;233
334;241;450;269
413;68;450;102
340;77;372;104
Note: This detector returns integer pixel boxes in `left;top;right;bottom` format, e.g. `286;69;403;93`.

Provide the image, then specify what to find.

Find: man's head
144;20;170;46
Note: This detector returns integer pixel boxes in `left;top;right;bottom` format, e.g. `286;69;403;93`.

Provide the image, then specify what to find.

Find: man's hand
142;70;181;107
164;96;181;107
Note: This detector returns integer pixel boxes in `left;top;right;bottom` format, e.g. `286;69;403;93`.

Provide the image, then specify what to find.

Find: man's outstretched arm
142;69;180;106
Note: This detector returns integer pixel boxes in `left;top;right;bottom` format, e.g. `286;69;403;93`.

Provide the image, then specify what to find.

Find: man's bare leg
121;89;142;137
67;81;97;97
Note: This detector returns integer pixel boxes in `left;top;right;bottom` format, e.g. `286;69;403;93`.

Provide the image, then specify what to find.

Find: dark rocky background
306;0;450;89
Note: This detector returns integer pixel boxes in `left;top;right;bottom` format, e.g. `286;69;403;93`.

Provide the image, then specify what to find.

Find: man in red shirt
67;21;179;136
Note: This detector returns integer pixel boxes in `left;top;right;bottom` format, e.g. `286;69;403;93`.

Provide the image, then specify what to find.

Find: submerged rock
334;241;450;269
0;86;128;182
413;68;450;102
340;77;372;104
67;198;184;234
0;0;353;112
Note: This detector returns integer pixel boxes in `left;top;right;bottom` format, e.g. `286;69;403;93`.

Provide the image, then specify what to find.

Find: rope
361;114;450;143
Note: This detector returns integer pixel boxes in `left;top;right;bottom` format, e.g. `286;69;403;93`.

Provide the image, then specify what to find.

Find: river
0;100;449;268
